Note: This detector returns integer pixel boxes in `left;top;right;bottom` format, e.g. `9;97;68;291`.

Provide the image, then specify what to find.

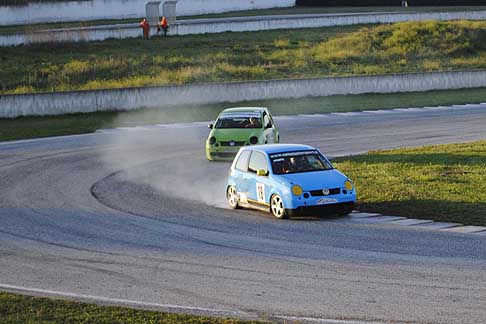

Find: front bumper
206;145;241;161
283;188;356;216
286;201;355;217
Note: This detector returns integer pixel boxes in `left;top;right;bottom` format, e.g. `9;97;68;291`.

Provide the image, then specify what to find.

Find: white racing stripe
0;284;252;318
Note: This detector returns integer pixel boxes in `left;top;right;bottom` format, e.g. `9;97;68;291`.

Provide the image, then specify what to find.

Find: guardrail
3;10;486;47
1;70;486;118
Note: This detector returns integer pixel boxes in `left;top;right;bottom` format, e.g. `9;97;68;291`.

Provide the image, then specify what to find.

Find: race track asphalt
0;105;485;324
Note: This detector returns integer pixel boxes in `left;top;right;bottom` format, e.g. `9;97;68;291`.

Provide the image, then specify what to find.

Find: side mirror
208;124;213;129
257;169;267;177
265;123;272;129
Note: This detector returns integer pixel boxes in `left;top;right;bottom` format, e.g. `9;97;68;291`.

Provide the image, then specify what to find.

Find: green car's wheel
270;194;287;219
227;186;241;209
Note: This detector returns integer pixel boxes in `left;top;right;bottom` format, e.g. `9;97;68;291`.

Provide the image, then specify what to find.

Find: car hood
278;169;348;190
210;128;262;141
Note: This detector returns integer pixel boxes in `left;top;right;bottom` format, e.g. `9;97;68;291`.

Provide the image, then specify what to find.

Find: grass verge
4;20;486;94
1;87;486;142
334;141;486;226
0;292;264;324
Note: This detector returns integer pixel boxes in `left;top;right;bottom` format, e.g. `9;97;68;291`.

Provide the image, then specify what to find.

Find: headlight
344;180;354;191
291;185;303;196
209;136;216;145
249;136;258;145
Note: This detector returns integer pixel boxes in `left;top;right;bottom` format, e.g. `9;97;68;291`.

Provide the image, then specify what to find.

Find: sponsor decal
317;197;338;205
220;112;261;118
270;150;319;159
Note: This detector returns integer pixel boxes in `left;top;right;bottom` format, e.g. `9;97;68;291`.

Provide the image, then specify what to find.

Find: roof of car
245;144;317;155
221;107;268;114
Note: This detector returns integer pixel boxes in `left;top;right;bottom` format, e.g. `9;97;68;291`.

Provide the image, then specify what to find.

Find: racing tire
270;194;287;219
227;186;241;209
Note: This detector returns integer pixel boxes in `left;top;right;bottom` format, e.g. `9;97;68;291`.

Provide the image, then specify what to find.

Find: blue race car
226;144;356;219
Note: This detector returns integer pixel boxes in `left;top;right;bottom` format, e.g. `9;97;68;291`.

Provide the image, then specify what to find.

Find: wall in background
0;0;295;25
2;70;486;118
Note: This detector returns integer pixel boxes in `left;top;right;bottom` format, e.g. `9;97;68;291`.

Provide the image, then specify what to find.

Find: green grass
334;141;486;226
2;87;486;142
4;20;486;94
0;292;265;324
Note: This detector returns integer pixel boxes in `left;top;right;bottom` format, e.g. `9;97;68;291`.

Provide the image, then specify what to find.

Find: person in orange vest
139;18;150;39
158;16;169;36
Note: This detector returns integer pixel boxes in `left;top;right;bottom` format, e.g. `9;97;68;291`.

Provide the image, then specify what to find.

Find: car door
263;112;278;143
232;150;252;204
246;151;271;205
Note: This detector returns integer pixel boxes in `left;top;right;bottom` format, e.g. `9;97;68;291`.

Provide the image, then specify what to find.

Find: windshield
270;150;333;175
215;113;262;129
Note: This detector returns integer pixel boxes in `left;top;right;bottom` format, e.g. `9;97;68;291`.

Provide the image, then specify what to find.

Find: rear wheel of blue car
270;194;287;219
227;186;240;209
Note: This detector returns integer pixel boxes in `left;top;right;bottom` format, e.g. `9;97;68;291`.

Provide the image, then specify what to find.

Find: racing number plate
256;183;265;203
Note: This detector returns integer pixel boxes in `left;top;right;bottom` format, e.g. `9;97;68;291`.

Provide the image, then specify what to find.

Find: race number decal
256;183;265;203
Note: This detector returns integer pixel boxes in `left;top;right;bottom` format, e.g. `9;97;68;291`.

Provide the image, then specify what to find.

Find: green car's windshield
215;113;262;129
270;150;333;175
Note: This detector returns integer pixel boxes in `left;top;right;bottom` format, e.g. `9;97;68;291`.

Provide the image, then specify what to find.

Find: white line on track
93;104;486;133
273;315;406;324
0;284;251;318
0;133;93;146
0;284;403;324
330;112;362;116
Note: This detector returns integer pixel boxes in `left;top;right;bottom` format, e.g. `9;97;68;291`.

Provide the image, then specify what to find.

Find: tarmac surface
0;105;485;324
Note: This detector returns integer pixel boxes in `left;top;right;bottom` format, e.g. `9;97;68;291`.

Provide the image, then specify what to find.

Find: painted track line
0;284;253;318
94;104;486;134
0;284;404;324
273;315;412;324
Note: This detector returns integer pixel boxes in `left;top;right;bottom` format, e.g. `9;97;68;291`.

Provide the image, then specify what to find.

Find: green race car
206;107;280;161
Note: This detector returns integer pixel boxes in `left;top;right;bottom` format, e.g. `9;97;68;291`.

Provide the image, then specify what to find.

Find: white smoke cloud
98;115;229;209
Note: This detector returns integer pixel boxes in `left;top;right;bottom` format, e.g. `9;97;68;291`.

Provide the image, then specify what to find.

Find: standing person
159;16;169;36
139;18;150;39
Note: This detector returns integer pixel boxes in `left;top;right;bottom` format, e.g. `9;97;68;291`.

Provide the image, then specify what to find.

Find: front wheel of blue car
270;194;287;219
227;186;241;209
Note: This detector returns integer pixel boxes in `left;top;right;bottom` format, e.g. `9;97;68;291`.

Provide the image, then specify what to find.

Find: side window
235;150;251;172
248;151;268;174
263;113;271;128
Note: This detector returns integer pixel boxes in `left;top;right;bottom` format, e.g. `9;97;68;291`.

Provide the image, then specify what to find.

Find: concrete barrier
2;70;486;118
0;0;295;26
3;10;486;47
